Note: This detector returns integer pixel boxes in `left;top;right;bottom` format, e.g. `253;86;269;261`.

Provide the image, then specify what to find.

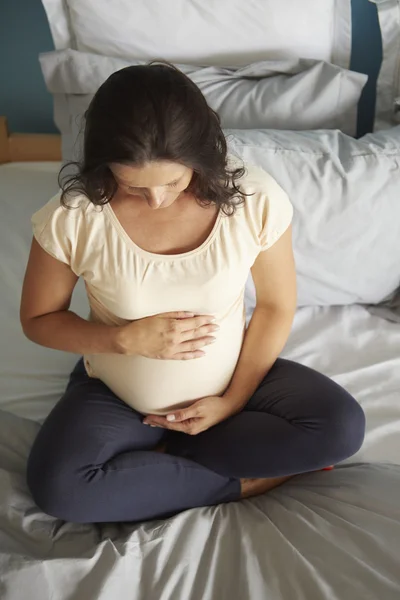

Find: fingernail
167;415;175;422
150;425;158;428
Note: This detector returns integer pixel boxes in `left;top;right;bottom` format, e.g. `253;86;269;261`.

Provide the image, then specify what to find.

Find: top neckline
104;202;223;261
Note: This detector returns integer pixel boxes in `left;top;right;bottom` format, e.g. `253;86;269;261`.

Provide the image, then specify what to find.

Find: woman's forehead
109;161;189;188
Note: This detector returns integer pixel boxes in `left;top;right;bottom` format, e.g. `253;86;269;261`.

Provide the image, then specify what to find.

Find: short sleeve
31;194;78;266
259;177;293;251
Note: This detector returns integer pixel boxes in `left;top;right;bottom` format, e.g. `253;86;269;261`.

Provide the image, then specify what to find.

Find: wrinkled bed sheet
0;410;399;600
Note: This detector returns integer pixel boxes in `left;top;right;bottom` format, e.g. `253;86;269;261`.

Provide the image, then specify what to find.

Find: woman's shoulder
232;159;288;202
230;158;292;216
31;191;105;238
31;192;106;268
32;191;96;221
228;158;294;251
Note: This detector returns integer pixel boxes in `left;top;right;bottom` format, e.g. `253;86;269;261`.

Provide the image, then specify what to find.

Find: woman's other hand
143;395;237;434
116;311;219;359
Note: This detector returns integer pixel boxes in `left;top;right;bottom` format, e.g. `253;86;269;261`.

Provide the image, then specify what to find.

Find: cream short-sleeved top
32;162;293;415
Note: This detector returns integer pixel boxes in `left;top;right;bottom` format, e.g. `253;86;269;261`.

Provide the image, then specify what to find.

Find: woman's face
110;161;194;210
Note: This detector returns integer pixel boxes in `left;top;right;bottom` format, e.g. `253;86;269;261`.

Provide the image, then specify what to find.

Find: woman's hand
143;395;238;435
116;311;219;359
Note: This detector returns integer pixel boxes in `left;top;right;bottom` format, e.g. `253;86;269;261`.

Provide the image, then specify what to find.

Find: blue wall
0;0;56;133
0;0;382;136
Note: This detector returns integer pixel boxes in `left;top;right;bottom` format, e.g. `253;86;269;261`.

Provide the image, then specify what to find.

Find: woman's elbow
255;301;297;321
20;316;37;342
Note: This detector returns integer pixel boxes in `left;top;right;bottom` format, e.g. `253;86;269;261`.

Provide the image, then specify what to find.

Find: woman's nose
147;190;164;209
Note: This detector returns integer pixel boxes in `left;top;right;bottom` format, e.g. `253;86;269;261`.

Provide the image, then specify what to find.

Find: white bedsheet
0;162;399;466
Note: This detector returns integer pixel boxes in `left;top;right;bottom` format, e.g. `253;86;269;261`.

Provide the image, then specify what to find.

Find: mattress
0;162;399;600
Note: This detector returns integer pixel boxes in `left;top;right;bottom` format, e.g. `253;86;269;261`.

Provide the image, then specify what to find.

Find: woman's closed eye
127;179;180;192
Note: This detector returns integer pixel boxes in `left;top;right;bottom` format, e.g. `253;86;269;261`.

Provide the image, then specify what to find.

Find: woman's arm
21;239;216;359
223;225;297;412
20;239;124;354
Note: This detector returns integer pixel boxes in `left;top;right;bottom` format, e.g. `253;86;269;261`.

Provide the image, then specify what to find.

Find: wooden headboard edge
0;117;62;164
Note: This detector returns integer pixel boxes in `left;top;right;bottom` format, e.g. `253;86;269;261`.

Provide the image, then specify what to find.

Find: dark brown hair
59;62;246;215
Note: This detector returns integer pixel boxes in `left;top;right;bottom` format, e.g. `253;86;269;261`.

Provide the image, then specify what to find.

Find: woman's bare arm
20;238;123;354
223;226;297;411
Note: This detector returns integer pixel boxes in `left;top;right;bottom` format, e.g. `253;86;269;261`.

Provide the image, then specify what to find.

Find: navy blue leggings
27;358;365;523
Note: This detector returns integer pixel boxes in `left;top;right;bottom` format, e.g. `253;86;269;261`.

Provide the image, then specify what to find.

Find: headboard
0;117;61;164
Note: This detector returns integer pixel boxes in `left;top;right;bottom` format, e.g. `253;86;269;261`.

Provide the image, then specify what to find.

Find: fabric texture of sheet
39;49;367;164
227;127;400;307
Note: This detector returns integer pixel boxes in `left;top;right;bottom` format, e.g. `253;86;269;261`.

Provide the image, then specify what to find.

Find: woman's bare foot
240;475;293;499
240;466;334;498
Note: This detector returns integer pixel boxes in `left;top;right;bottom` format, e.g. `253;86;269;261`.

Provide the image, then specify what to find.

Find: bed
1;0;400;597
0;153;399;599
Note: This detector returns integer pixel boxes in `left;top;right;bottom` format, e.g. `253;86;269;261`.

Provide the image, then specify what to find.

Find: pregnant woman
21;63;365;523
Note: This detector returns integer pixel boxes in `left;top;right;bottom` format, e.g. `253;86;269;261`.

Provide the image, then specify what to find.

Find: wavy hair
59;61;247;215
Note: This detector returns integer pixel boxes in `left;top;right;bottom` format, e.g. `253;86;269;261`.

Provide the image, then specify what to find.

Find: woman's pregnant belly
85;304;246;415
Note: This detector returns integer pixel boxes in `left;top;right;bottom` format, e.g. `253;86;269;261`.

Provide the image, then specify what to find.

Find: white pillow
41;0;352;68
226;127;400;308
373;0;400;130
39;49;367;162
40;0;76;50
